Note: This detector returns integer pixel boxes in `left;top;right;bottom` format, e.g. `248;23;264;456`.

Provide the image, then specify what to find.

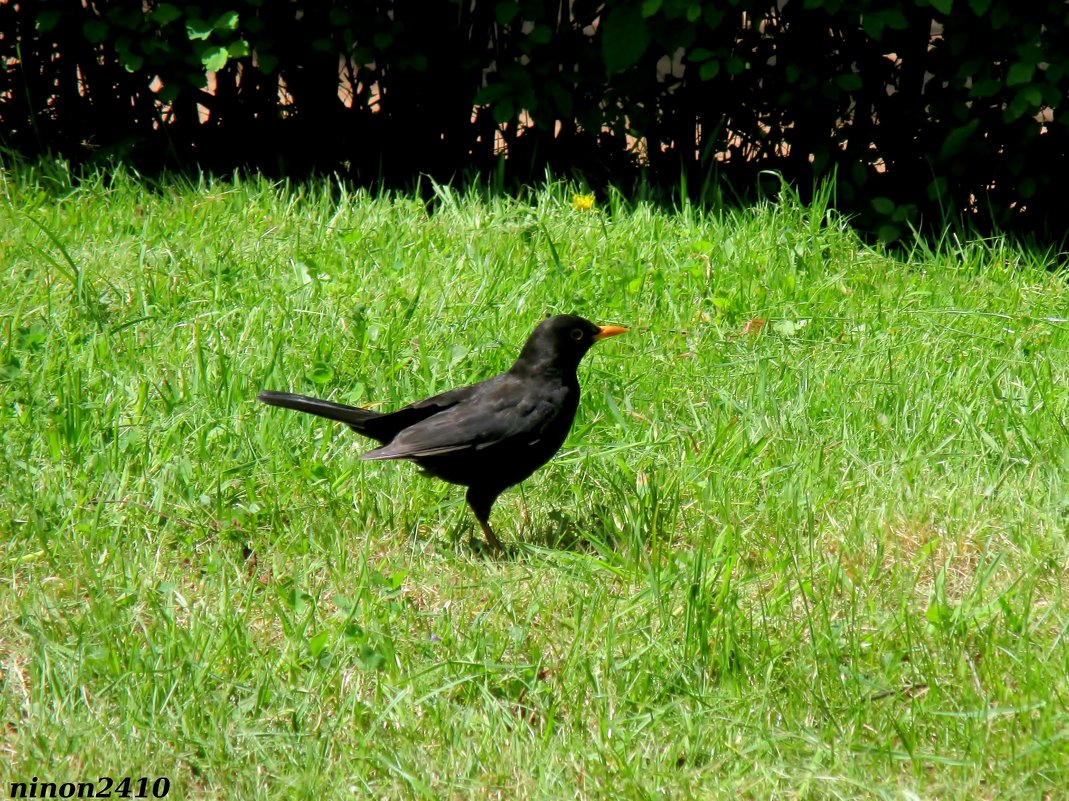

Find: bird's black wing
347;381;475;440
360;375;570;461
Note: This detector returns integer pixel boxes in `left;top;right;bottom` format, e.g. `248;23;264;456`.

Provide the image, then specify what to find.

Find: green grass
1;165;1067;799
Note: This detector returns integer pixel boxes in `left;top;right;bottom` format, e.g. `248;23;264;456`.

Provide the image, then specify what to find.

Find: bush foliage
2;0;1066;239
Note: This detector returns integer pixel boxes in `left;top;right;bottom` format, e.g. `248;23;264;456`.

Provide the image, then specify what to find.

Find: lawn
1;166;1067;799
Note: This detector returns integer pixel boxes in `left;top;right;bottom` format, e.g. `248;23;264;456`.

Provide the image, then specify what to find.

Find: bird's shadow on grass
523;509;626;553
440;504;637;561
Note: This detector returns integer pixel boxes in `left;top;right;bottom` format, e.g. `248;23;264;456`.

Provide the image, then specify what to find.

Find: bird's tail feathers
257;390;383;434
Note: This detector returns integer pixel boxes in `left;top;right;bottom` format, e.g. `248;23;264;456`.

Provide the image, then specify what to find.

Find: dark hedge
2;0;1066;240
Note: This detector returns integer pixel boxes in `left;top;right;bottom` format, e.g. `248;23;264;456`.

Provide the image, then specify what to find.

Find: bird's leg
477;517;504;551
466;486;504;550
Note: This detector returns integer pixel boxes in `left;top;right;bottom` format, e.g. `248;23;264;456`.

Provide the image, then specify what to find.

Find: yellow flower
571;193;596;212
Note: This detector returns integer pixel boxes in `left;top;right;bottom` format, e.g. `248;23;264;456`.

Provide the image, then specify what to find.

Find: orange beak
592;324;628;341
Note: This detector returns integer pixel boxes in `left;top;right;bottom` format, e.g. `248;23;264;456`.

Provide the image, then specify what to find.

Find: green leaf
876;224;902;243
546;80;573;117
307;631;329;658
1006;62;1034;86
83;19;109;43
836;73;862;91
157;83;179;103
926;176;948;201
213;11;239;31
602;6;650;74
871;196;895;215
703;7;724;26
491;97;515;124
495;1;520;24
201;45;228;72
689;47;714;62
925;598;948;625
227;39;250;58
308;362;334;385
1019;85;1043;108
699;60;720;80
474;83;510;105
358;646;385;671
864;9;908;39
1018;176;1035;198
144;38;168;55
530;25;552;45
278;585;311;614
930;0;952;13
187;18;213;40
1041;83;1062;107
883;9;908;28
641;0;663;17
329;8;351;26
862;14;885;40
968;0;991;12
105;7;138;27
36;10;61;32
120;52;144;72
940;119;979;158
151;3;182;25
373;32;394;49
772;319;808;337
969;77;1001;98
892;203;917;223
257;51;278;73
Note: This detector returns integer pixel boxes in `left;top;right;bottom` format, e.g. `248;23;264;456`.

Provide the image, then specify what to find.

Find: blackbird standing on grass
258;314;627;549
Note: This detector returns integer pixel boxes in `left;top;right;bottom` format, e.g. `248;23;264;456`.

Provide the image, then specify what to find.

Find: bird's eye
571;328;585;341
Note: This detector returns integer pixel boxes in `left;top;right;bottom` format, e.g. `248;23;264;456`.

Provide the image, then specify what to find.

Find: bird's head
512;314;627;374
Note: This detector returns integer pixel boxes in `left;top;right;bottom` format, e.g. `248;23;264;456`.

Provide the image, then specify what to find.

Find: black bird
258;314;627;548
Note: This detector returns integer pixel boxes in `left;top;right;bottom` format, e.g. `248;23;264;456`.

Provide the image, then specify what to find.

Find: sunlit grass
1;165;1067;799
